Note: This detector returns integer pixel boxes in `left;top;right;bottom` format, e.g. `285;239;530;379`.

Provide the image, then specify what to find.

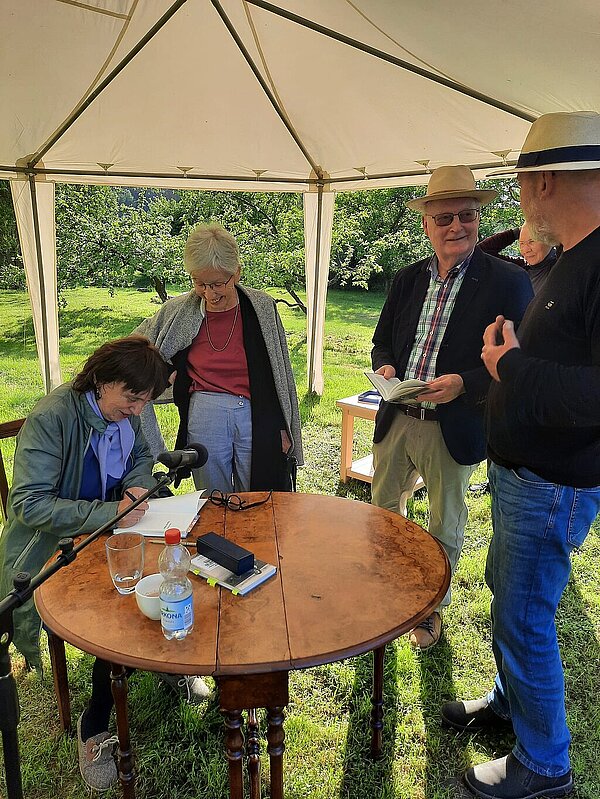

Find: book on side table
189;553;277;596
364;370;429;404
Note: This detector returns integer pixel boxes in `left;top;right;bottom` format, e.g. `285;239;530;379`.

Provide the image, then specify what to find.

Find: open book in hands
364;370;430;404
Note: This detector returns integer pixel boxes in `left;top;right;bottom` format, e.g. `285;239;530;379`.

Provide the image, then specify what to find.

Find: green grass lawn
1;287;599;798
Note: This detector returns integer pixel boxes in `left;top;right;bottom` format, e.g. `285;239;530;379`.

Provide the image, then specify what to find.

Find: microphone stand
0;468;182;799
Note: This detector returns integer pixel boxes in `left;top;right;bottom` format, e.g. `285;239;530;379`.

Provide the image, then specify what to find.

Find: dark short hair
72;336;170;399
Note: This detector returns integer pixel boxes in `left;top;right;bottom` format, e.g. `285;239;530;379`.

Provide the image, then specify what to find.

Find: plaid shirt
404;251;473;405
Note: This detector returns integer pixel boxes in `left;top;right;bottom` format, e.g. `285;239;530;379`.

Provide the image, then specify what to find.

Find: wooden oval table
36;492;449;799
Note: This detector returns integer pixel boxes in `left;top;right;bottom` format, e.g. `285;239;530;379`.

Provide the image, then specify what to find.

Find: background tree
329;178;520;291
1;177;521;302
0;180;24;290
171;190;306;307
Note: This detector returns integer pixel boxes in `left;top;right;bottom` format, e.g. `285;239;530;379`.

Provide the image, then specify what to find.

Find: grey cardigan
134;285;303;465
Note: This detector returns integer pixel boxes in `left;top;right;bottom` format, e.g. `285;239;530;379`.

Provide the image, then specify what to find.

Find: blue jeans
486;463;600;777
188;391;252;494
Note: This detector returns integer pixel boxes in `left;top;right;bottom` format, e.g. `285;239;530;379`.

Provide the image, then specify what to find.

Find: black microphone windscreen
157;444;208;470
186;442;209;468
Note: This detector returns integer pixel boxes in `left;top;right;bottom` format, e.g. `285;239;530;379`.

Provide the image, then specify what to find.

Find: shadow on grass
336;479;371;503
339;647;399;799
558;575;600;795
58;308;144;351
418;634;475;798
415;567;600;799
299;390;322;425
0;308;142;360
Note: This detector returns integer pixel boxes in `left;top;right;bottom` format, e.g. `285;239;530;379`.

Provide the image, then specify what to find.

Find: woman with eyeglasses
479;222;560;295
135;222;303;493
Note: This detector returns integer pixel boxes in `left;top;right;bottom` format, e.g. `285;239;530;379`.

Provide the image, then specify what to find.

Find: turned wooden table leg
46;632;71;734
224;709;244;799
110;663;135;799
219;672;289;799
266;705;285;799
371;645;385;759
247;708;260;799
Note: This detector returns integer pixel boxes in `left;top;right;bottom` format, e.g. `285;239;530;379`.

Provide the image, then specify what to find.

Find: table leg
224;709;244;799
247;708;260;799
110;663;135;799
266;706;285;799
46;631;71;734
339;409;354;483
371;645;385;759
219;672;289;799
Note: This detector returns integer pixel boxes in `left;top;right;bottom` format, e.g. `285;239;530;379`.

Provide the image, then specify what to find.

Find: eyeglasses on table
209;489;273;511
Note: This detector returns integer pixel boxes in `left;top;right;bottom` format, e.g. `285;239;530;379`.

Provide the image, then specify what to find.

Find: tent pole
211;0;320;177
27;175;52;394
28;0;189;169
308;184;324;393
245;0;535;123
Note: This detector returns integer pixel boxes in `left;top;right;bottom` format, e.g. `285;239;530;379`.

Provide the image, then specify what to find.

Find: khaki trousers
372;412;476;607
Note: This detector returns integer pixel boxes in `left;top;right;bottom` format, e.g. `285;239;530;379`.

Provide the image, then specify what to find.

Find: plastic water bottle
159;527;194;640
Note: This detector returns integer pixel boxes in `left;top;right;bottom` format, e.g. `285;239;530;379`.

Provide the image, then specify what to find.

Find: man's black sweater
487;226;600;487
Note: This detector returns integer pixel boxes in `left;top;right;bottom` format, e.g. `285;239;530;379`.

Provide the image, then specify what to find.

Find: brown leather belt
396;403;438;421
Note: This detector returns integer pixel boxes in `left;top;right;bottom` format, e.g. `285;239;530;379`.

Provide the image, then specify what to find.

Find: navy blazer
371;246;534;465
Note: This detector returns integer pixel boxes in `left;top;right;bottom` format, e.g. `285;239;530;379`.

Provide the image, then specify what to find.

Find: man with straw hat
443;111;600;798
371;165;533;649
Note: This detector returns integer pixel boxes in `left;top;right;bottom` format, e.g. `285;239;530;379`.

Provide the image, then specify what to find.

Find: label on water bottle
160;595;194;632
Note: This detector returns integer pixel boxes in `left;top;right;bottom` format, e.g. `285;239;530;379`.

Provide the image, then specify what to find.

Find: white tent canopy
2;0;599;393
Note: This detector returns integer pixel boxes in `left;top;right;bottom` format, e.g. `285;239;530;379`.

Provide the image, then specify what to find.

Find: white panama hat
489;111;600;176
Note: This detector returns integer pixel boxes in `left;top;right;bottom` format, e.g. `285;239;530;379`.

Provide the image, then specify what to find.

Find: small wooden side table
336;395;425;492
336;395;379;483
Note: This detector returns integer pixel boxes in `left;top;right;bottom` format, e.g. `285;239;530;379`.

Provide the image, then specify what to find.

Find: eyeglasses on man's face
427;209;480;227
192;274;234;292
209;489;273;511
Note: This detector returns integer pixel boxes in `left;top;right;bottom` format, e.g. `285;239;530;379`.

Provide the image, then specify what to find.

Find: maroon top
187;305;250;398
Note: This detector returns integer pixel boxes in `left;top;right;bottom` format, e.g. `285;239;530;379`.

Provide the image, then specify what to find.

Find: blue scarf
85;390;135;500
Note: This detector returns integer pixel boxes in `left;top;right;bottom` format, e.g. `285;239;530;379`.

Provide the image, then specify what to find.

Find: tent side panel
304;189;334;395
10;179;61;393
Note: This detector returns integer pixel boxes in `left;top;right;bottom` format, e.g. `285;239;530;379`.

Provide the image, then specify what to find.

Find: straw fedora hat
406;165;497;213
489;111;600;176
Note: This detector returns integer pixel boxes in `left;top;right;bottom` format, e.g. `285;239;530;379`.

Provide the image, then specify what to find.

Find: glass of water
105;533;145;594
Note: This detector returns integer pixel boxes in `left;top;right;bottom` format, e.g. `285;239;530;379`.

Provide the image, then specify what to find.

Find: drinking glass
105;533;145;594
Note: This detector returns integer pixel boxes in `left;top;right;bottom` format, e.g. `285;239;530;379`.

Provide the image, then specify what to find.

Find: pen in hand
124;488;149;512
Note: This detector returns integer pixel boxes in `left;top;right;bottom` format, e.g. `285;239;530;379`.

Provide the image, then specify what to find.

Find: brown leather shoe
408;611;441;650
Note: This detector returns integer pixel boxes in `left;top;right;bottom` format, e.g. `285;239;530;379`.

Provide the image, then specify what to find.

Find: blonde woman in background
135;222;303;493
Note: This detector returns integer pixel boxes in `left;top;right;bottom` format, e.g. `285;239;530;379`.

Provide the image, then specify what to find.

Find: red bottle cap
164;527;181;545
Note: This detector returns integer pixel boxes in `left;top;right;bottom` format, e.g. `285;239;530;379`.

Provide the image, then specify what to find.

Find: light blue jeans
486;463;600;776
188;391;252;494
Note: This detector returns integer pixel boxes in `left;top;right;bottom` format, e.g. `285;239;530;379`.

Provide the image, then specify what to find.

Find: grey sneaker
158;672;211;703
76;714;118;791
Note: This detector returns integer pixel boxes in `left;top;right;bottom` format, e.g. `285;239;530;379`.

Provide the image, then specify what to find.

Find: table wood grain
36;492;449;799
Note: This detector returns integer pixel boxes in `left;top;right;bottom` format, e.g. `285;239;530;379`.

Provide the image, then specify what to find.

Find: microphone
157;443;209;471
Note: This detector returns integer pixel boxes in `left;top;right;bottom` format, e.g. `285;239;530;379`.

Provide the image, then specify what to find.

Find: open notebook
126;490;207;537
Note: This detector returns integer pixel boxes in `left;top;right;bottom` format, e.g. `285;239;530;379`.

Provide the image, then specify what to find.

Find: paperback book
364;370;429;404
189;553;277;596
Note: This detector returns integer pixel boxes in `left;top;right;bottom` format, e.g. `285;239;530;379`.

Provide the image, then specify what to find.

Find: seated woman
135;222;303;493
0;336;206;791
